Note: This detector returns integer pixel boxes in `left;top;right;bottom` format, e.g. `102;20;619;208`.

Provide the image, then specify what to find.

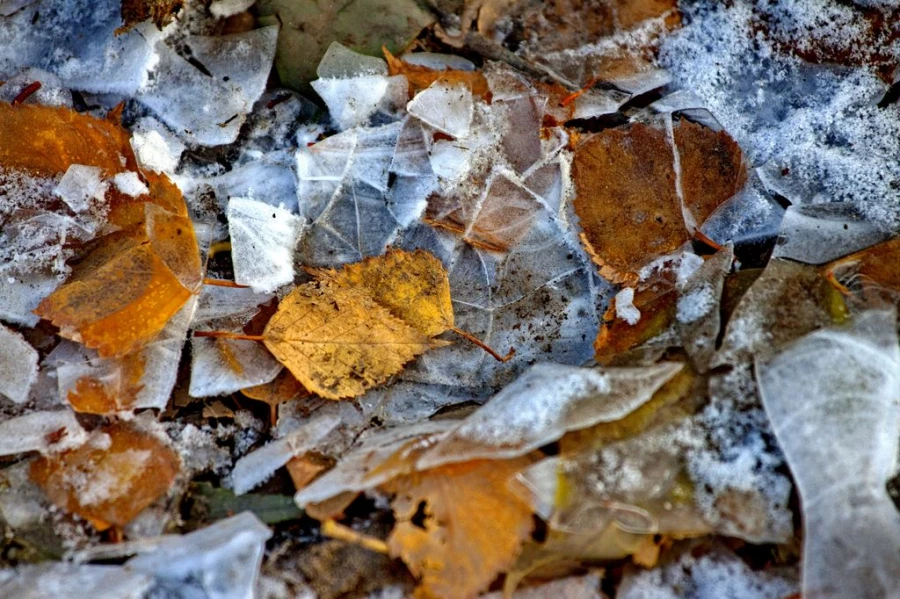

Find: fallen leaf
384;48;491;99
823;237;900;295
594;278;678;362
66;352;146;414
263;283;445;400
286;453;333;491
119;0;183;33
384;457;535;599
573;120;745;284
312;248;454;338
0;102;136;176
30;422;180;529
241;369;308;406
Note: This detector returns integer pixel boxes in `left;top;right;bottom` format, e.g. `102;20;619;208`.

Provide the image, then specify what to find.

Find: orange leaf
384;47;491;100
67;352;146;414
35;242;193;357
594;278;678;361
30;422;180;528
823;237;900;294
384;457;534;599
0;102;136;176
573;120;745;284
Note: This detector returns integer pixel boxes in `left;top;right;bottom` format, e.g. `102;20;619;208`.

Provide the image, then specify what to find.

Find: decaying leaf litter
0;0;898;597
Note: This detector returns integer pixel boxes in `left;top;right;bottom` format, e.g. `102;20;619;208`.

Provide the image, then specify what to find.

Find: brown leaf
30;422;180;529
119;0;182;33
384;457;535;599
573;120;745;284
594;278;678;362
823;237;900;295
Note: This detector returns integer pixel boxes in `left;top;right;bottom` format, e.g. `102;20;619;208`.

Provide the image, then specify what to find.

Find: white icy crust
615;287;641;325
0;410;88;455
228;197;303;293
0;324;39;403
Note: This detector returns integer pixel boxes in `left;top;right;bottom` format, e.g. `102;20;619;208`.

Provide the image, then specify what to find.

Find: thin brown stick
450;327;515;362
193;330;264;342
202;278;249;289
11;81;41;106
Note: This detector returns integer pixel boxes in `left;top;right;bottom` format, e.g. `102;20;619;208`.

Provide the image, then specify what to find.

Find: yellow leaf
384;458;534;599
263;283;447;400
30;422;180;528
314;248;454;338
67;352;146;414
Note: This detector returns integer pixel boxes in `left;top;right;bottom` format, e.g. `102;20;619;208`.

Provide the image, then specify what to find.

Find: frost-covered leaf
772;204;889;265
417;362;684;469
30;422;180;529
0;410;88;456
676;246;732;372
0;563;152;599
757;310;900;598
228;197;302;293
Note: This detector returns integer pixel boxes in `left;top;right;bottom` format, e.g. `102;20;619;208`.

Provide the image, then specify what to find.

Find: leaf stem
450;327;515;363
193;330;265;342
321;519;388;555
202;278;249;289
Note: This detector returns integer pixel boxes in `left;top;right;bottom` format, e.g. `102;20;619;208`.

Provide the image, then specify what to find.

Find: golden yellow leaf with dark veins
313;248;454;338
263;283;447;400
384;457;535;599
30;422;180;529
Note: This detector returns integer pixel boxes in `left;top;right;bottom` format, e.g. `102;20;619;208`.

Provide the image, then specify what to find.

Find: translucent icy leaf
316;42;388;79
771;203;889;265
676;247;732;372
311;75;407;131
228;197;302;293
0;563;152;599
418;362;683;469
757;310;900;598
230;409;341;495
0;0;164;95
714;259;844;366
357;381;481;426
294;420;455;507
0;324;38;403
189;337;282;398
126;512;272;599
194;285;273;326
0;410;88;456
138;27;278;146
407;81;474;138
204;159;299;213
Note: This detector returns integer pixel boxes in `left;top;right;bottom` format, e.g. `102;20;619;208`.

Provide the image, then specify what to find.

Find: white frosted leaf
0;563;152;599
126;512;272;599
228;197;302;293
757;310;900;598
416;362;683;469
312;76;389;131
189;337;282;398
407;81;474;138
230;410;341;495
402;52;475;72
294;420;455;508
0;410;88;455
194;285;273;326
0;323;38;403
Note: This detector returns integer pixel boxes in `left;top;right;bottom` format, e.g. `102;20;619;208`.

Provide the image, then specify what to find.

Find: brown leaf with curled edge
573;120;745;284
384;47;491;100
30;422;180;529
0;102;136;175
263;283;447;400
823;237;900;296
67;353;146;414
384;457;534;599
119;0;182;34
313;248;454;338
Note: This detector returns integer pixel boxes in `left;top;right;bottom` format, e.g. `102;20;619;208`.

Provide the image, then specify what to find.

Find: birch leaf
384;457;534;599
